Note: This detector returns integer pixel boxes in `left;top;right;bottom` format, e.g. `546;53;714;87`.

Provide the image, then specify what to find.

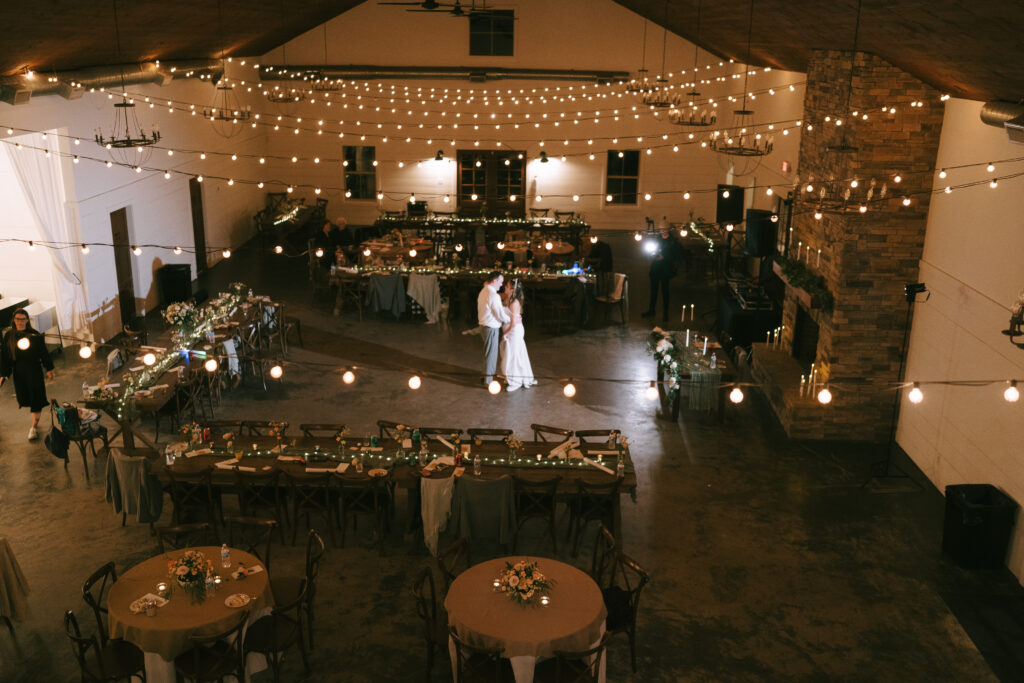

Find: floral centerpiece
163;302;199;345
334;426;351;457
228;282;249;297
168;549;215;603
89;379;118;402
494;559;554;606
503;434;523;458
269;421;287;450
180;422;203;448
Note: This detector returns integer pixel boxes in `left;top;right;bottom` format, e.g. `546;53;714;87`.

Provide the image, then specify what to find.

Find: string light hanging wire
794;0;883;216
262;0;306;105
94;0;161;166
625;19;652;94
312;24;343;93
202;0;252;138
708;0;773;160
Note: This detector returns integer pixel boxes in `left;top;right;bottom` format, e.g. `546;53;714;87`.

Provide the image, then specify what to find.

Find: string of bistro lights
1;129;1020;221
115;77;807;127
23;329;1018;407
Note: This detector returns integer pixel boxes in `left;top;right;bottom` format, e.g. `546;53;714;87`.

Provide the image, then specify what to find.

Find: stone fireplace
751;50;944;441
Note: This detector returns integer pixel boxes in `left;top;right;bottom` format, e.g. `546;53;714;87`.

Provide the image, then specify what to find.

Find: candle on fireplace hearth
816;249;821;267
806;245;811;263
800;375;806;396
690;304;694;320
766;330;771;344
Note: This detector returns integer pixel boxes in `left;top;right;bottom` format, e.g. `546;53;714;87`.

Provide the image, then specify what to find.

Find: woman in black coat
0;308;55;440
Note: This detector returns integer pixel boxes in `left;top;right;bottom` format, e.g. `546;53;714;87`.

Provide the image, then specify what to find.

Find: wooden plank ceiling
613;0;1024;102
1;0;1022;102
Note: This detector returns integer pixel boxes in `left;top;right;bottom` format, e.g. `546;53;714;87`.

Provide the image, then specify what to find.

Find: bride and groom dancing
476;271;536;391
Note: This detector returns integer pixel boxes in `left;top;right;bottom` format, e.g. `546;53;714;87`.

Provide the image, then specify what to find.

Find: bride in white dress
500;280;537;391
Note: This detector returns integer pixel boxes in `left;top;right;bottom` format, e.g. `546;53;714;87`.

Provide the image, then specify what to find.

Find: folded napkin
305;463;348;473
586;449;619;456
277;455;303;462
568;448;584;460
230;564;264;580
269;445;282;454
583;456;615;475
184;448;213;458
425;456;455;471
364;446;383;452
129;593;168;614
129;366;144;372
437;437;455;452
237;465;257;472
453;466;466;478
548;436;579;460
215;458;239;470
151;384;169;390
106;383;121;389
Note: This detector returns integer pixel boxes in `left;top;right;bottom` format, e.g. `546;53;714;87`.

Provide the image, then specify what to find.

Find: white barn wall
261;0;804;231
0;78;265;342
897;98;1024;584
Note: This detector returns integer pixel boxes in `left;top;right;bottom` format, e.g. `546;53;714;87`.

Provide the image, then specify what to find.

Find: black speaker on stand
744;209;777;258
716;184;745;224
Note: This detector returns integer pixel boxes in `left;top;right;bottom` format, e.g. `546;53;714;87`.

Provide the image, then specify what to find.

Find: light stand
865;282;928;487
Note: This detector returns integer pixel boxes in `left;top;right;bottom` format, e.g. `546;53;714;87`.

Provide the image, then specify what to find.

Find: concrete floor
1;233;1021;682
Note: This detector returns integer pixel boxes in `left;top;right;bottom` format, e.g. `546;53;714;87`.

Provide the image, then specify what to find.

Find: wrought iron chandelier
709;0;771;158
641;3;673;109
94;0;161;165
625;19;652;94
203;0;252;138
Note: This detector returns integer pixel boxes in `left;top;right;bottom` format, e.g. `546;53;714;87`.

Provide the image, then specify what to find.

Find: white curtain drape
3;133;90;340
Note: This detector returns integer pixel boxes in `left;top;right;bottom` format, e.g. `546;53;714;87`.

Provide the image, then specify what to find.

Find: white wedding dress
500;303;537;390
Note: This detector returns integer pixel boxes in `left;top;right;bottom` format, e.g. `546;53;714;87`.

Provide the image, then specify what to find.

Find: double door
457;150;525;219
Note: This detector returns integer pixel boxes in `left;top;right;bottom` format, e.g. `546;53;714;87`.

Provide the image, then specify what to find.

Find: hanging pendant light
709;0;772;158
203;0;252;138
624;19;651;94
642;2;674;109
669;0;717;127
94;0;161;166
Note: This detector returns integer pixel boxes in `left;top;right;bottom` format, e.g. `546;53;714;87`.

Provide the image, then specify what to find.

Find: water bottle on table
221;543;231;569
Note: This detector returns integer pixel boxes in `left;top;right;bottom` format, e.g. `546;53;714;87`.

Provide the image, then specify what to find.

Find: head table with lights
373;215;591;252
127;429;636;542
648;326;734;420
79;283;270;451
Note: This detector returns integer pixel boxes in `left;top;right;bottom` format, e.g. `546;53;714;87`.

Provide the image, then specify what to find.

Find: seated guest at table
477;271;509;386
0;308;55;440
585;236;614;274
314;220;339;270
335;216;357;262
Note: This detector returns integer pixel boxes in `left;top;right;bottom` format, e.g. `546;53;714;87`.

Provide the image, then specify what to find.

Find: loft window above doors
457;150;524;219
469;10;514;56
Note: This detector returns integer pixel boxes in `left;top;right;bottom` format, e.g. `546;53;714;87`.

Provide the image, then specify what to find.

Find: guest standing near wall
0;308;55;440
642;227;683;322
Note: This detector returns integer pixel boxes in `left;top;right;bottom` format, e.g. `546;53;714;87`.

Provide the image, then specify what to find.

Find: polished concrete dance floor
1;234;1020;681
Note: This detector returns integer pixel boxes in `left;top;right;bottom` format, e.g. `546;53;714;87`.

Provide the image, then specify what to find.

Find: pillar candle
681;306;686;322
800;375;806;397
816;249;821;267
686;329;690;347
766;331;771;344
702;337;708;356
690;304;695;320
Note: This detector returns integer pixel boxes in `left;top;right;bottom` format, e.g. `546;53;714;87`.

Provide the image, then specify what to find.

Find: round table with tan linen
445;556;607;683
108;546;272;683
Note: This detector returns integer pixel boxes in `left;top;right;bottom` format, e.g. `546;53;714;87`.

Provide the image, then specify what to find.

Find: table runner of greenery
100;282;250;420
647;327;722;409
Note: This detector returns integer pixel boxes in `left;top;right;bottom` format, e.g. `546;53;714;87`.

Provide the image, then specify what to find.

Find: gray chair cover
105;448;164;523
448;476;516;547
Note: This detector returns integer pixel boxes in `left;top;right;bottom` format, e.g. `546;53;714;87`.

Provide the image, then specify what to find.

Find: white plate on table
129;594;168;614
224;593;251;608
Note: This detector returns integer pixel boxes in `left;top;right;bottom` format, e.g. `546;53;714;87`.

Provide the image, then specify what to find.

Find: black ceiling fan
378;0;454;11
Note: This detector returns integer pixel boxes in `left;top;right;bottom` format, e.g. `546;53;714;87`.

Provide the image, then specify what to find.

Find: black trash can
157;264;192;307
942;484;1018;569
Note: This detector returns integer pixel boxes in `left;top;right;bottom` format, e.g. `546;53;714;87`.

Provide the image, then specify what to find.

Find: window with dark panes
342;146;376;199
469;10;514;56
606;150;640;204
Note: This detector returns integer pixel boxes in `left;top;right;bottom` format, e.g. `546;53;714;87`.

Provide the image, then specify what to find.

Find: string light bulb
645;381;658;401
142;352;156;366
907;382;923;404
488;380;502;395
817;386;833;405
633;232;643;242
1004;380;1019;403
363;247;371;257
17;337;30;350
315;247;324;258
455;244;463;252
79;344;93;359
408;374;422;390
205;358;219;372
269;364;283;379
222;249;231;258
274;245;283;254
729;386;744;404
132;246;142;256
562;381;577;398
173;246;182;255
81;244;90;254
409;248;417;257
590;235;598;244
27;241;35;251
342;369;356;384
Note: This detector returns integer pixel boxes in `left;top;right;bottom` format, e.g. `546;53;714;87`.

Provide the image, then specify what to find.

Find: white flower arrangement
163;301;198;328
